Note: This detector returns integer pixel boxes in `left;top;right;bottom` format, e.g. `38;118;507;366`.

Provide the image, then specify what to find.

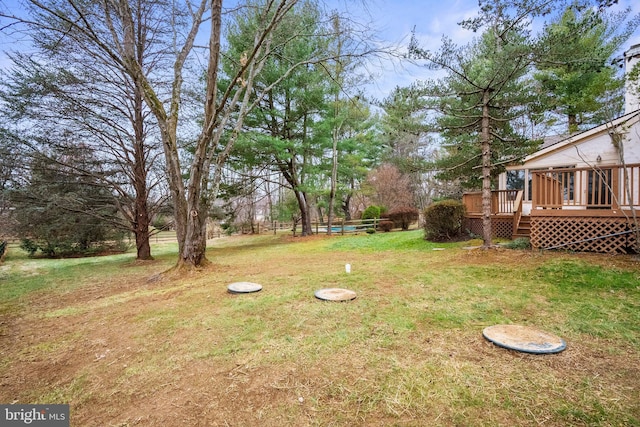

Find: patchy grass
1;231;639;426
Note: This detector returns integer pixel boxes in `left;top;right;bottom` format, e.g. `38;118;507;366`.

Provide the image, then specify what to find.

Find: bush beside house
423;200;466;241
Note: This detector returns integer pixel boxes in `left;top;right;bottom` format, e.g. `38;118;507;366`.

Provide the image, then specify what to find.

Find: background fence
259;218;390;235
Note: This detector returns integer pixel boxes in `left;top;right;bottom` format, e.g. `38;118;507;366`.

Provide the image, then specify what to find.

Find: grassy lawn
1;231;639;426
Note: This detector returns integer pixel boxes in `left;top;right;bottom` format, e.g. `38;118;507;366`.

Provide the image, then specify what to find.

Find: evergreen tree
11;146;126;257
410;0;546;246
329;99;380;221
0;128;22;239
534;3;640;131
227;1;377;236
378;84;433;209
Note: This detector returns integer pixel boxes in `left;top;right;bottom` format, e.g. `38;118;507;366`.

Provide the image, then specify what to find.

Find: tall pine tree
410;0;546;246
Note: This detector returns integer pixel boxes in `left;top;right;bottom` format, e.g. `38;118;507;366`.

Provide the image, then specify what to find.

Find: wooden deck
463;164;640;253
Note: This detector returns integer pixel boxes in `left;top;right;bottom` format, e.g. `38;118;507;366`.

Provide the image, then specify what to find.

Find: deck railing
512;190;524;232
462;190;519;215
531;163;640;210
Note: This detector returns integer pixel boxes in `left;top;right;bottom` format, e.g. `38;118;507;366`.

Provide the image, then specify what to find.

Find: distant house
463;43;640;253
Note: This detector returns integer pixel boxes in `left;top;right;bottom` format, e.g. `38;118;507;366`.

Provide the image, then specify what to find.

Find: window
506;169;532;201
587;168;612;208
506;170;525;191
549;165;576;202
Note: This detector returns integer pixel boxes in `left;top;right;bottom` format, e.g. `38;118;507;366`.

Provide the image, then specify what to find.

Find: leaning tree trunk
295;190;313;236
610;128;640;252
481;90;493;248
176;130;212;268
341;192;352;221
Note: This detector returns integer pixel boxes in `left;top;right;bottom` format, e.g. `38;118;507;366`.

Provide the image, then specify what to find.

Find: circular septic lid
483;324;566;354
227;282;263;294
314;288;357;301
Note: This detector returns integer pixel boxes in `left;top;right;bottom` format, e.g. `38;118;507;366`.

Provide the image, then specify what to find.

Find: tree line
0;0;638;266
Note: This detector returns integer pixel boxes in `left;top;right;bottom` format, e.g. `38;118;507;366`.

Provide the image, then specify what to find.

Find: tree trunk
568;113;579;133
295;190;313;236
327;129;339;236
610;129;640;252
132;45;153;261
177;205;209;267
341;192;352;221
134;211;152;260
316;203;324;225
133;152;152;260
162;0;221;269
481;89;493;247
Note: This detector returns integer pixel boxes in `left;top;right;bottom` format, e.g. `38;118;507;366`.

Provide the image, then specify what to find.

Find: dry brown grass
1;231;639;426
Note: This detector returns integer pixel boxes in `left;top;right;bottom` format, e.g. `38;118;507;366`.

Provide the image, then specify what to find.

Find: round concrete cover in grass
314;288;357;301
483;324;566;354
227;282;263;294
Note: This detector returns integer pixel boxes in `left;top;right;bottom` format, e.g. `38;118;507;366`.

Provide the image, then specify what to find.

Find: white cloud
357;0;640;100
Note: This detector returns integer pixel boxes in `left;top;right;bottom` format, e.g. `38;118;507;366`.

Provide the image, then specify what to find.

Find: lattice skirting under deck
465;217;513;239
530;216;638;254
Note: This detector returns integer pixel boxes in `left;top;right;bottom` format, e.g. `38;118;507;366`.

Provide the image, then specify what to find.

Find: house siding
516;132;622;170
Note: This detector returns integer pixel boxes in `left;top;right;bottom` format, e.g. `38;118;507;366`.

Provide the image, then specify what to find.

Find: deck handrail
463;190;519;215
512;190;524;232
531;163;640;210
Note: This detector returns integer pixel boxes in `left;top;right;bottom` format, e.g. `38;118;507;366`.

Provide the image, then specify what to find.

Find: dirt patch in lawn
1;236;639;426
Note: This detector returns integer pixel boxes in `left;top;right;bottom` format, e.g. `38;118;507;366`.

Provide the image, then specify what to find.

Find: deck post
612;168;620;209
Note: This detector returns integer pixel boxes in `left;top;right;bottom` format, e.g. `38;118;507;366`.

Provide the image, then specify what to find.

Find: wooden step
513;215;531;239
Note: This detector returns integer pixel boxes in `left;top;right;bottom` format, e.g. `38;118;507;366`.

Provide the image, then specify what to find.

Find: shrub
387;206;419;231
378;220;394;232
151;215;172;231
221;222;237;236
20;239;39;256
365;228;376;234
503;237;531;250
19;233;129;258
423;200;465;241
362;205;382;220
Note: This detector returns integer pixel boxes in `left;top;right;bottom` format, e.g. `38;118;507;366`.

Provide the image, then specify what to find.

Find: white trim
521;110;640;163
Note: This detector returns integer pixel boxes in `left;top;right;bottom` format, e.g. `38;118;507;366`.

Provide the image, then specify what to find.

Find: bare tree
0;128;22;240
365;163;414;212
1;39;166;260
1;0;309;268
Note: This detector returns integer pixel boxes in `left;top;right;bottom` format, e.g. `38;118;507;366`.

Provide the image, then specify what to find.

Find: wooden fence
264;218;390;235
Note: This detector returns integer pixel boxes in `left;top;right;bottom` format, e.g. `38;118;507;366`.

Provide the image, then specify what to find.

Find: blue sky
340;0;482;99
1;0;640;101
338;0;640;100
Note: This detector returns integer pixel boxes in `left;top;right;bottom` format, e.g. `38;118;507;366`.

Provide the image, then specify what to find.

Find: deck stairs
512;215;531;239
